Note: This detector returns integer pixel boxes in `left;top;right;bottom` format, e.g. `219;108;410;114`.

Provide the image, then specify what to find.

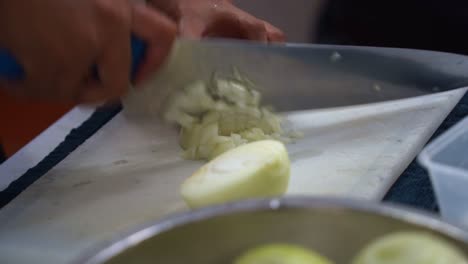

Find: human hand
0;0;176;104
149;0;285;42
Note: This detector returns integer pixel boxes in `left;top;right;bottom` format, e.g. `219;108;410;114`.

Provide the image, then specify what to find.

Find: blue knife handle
0;50;23;80
0;35;146;81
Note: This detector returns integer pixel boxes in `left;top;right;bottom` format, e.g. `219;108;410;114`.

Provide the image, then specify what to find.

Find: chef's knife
2;37;468;113
122;38;468;116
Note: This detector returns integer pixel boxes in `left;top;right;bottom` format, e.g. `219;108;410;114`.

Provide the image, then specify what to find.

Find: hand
149;0;285;42
0;0;176;104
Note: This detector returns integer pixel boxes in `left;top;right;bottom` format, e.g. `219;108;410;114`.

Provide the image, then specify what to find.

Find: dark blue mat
0;144;5;165
0;104;122;208
0;93;467;211
383;91;468;211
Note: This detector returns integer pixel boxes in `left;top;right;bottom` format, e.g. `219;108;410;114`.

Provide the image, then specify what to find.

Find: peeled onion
180;140;290;209
234;243;334;264
352;231;468;264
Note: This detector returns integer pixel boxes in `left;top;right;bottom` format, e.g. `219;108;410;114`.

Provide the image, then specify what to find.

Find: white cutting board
0;88;466;264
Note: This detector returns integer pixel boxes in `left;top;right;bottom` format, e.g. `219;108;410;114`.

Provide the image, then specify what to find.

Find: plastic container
418;116;468;229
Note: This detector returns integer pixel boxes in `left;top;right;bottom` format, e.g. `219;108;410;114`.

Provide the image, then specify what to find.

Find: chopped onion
163;68;300;160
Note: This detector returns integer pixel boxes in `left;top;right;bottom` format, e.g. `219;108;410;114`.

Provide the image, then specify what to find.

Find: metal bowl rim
75;196;468;264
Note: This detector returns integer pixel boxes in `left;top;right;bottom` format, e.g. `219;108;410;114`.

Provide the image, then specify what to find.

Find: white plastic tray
419;116;468;229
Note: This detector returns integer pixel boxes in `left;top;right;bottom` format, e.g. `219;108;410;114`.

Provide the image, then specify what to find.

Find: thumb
131;3;177;84
178;18;205;40
264;21;286;43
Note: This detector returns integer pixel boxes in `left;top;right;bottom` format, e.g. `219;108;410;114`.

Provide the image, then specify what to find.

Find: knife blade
122;38;468;116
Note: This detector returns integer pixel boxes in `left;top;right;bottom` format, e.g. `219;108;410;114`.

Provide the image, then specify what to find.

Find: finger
20;62;62;100
233;9;268;42
131;3;177;85
54;61;95;102
178;18;205;40
0;78;64;102
201;12;246;39
264;21;286;43
243;20;268;42
75;80;120;104
1;76;59;101
7;43;91;102
95;14;132;101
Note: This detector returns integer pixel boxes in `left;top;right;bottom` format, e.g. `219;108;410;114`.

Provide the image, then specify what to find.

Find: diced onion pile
163;69;299;160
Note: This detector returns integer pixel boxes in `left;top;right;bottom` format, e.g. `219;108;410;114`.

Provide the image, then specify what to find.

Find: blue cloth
0;93;466;210
384;91;468;211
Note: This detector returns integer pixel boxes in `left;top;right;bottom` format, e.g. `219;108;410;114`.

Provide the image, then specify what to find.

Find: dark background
317;0;468;55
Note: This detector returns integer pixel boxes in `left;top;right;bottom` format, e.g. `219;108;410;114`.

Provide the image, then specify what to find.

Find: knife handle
0;35;146;82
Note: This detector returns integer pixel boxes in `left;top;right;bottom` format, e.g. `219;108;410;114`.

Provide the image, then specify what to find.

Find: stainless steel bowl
78;197;468;264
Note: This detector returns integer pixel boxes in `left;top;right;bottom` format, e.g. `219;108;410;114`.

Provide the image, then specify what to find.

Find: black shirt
316;0;468;55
